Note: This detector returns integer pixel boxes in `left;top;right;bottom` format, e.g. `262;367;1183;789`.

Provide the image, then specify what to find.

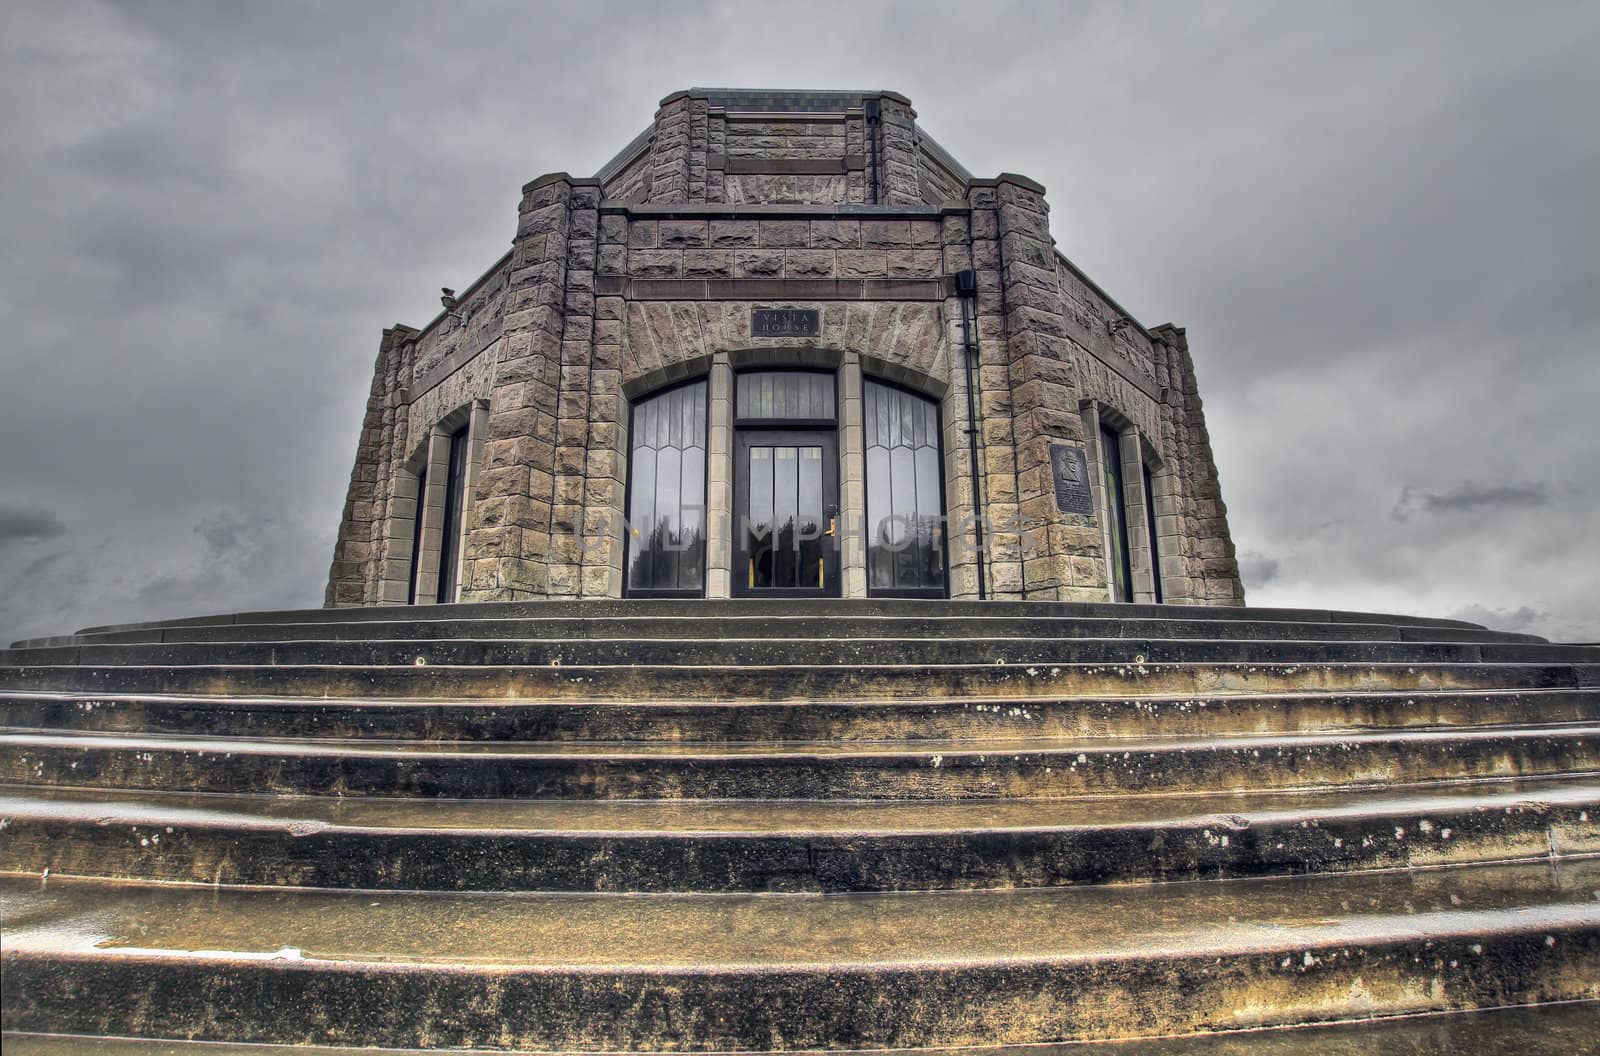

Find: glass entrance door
733;429;840;597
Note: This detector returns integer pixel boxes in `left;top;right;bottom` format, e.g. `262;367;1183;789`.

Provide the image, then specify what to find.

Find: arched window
864;379;946;596
625;380;708;596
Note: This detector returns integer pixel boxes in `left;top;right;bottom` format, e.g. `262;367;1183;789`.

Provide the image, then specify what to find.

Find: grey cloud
1448;604;1549;636
1236;552;1282;590
0;503;66;547
1392;482;1549;521
196;511;256;556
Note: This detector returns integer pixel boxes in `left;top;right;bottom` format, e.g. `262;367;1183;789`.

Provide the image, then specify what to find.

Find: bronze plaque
1050;443;1095;517
752;308;820;337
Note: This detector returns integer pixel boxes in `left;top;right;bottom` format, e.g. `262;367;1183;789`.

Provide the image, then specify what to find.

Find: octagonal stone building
324;88;1244;608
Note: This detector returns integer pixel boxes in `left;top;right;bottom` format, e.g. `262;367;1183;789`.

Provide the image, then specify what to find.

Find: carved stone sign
1050;443;1095;518
752;308;820;338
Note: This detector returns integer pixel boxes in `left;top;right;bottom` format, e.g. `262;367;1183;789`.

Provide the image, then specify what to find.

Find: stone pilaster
545;180;601;596
373;331;418;604
1150;324;1245;605
580;206;630;598
875;92;923;206
992;174;1107;601
964;182;1023;598
687;100;709;204
838;353;867;598
1119;423;1159;604
706;108;727;204
704;355;734;599
461;173;570;601
410;426;452;605
845;108;868;205
938;211;982;600
324;329;397;606
647;92;694;203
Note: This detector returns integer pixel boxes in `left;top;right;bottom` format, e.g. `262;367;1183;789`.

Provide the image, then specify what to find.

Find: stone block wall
324;88;1244;608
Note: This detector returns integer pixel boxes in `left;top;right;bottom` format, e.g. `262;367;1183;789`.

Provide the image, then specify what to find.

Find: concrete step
0;660;1588;702
3;858;1597;1050
3;725;1596;800
63;598;1494;638
5;1001;1600;1054
6;636;1595;670
10;613;1549;650
5;687;1596;743
2;777;1595;893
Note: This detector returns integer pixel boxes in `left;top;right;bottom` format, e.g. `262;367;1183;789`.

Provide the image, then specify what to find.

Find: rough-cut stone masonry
326;88;1244;606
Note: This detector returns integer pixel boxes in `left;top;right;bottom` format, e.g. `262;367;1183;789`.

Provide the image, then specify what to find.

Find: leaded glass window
864;380;945;594
626;381;707;594
736;371;836;422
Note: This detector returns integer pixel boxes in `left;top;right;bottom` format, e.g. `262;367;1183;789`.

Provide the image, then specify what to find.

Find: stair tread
5;723;1594;759
8;685;1591;706
4;856;1597;969
3;774;1595;834
14;633;1578;648
64;598;1494;636
14;614;1550;649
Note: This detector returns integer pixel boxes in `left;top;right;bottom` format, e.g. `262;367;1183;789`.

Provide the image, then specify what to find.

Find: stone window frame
621;347;953;601
722;347;848;598
386;399;488;606
1081;401;1169;605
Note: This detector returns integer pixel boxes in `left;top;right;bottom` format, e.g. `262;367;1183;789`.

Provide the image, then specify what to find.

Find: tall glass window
436;424;470;603
736;371;835;422
1101;423;1133;603
626;381;707;595
1143;462;1163;604
406;461;427;605
864;380;945;595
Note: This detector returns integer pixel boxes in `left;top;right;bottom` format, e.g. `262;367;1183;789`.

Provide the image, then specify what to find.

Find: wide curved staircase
2;599;1598;1053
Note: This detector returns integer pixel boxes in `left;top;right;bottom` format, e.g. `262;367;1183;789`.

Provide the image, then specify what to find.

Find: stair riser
0;663;1582;703
3;734;1594;800
12;618;1546;649
3;800;1593;893
4;926;1595;1050
5;1004;1600;1056
8;640;1592;670
4;691;1597;743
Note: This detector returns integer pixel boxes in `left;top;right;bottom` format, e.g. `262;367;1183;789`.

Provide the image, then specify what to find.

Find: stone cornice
598;201;970;220
596;276;950;301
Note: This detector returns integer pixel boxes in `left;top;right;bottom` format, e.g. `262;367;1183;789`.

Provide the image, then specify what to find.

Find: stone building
324;88;1244;608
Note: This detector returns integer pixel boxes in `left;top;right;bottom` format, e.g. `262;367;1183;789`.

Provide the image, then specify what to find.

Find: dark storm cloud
1392;481;1550;521
1236;552;1281;589
0;504;66;547
0;0;1596;644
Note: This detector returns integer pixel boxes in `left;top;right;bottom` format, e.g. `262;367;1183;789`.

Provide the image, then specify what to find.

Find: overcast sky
1;0;1596;644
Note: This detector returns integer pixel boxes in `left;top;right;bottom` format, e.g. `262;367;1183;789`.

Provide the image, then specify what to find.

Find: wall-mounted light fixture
440;288;468;326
